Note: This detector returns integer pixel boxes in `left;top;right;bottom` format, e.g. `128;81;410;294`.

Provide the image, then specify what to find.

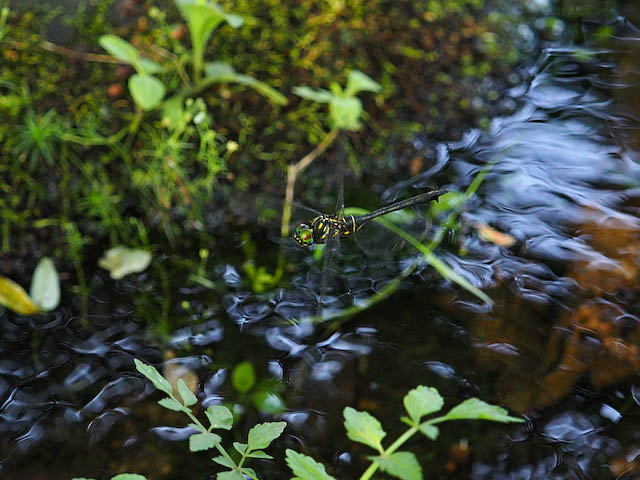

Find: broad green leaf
0;276;39;315
161;95;185;129
292;86;332;103
203;62;287;105
98;246;152;279
343;407;386;451
128;74;165;111
247;421;286;450
404;386;443;423
231;361;256;394
134;359;173;396
345;70;381;96
189;432;222;452
329;96;363;131
285;449;337;480
443;398;524;423
217;472;244;480
246;450;273;459
252;390;286;414
111;475;148;480
233;442;248;455
370;452;422;480
99;35;141;70
206;405;233;430
418;423;439;440
212;455;235;469
158;397;184;412
29;257;60;311
138;57;163;75
178;378;198;407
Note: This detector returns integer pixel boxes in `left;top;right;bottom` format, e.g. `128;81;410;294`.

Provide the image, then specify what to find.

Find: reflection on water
3;6;640;480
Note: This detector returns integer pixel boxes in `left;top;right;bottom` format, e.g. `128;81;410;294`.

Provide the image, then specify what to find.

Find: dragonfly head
293;223;314;247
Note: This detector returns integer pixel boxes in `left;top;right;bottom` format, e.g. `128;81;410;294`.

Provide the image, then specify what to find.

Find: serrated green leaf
111;475;148;480
189;432;222;452
443;398;524;423
343;407;386;451
0;276;39;315
99;35;140;69
128;74;165;111
329;96;363;131
371;452;422;480
345;70;381;96
98;246;152;279
418;423;439;440
29;257;60;311
217;472;244;480
246;450;273;459
404;386;443;423
285;449;337;480
206;405;233;430
178;378;197;407
231;361;255;394
158;397;184;411
247;421;286;450
233;442;248;455
134;359;173;395
212;455;235;469
292;86;333;103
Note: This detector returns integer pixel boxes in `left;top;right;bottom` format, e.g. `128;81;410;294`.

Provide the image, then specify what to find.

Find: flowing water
3;3;640;480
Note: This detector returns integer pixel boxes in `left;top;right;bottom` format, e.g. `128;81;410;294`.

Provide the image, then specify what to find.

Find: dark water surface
3;3;640;480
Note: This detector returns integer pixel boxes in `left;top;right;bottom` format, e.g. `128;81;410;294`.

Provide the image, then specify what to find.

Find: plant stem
359;426;419;480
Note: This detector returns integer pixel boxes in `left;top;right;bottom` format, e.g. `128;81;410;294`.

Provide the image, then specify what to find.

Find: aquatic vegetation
98;246;152;280
0;257;60;314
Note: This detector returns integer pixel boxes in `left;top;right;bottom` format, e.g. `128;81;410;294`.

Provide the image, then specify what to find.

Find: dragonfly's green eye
294;224;313;247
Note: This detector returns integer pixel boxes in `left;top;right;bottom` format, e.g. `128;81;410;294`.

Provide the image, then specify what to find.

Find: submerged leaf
98;246;152;279
292;86;332;103
204;62;287;105
29;257;60;311
345;70;381;96
99;35;140;68
329;96;363;131
476;222;517;247
231;361;255;394
128;74;165;111
0;276;39;315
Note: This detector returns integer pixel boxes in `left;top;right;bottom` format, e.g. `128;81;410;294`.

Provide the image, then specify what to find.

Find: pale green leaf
329;96;363;131
404;386;443;423
178;378;197;407
211;455;235;469
206;405;233;430
233;442;248;455
418;423;439;440
158;397;184;411
161;95;185;129
128;74;165;111
111;475;148;480
371;452;422;480
29;257;60;311
292;86;332;103
203;62;287;105
246;450;273;459
99;35;140;69
443;398;524;423
217;472;244;480
71;478;96;480
247;421;286;450
98;246;152;279
231;361;255;394
134;359;173;395
252;391;286;414
138;57;163;75
345;70;381;96
429;191;466;216
189;432;222;452
343;407;386;451
0;276;39;315
285;449;337;480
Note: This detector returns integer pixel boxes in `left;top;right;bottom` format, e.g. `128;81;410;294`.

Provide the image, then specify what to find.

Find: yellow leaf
0;276;40;315
476;223;517;248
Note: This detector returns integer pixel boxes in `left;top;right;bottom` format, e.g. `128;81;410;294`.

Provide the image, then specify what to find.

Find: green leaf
189;432;222;452
418;423;439;440
404;386;443;423
111;475;148;480
128;74;165;111
241;468;257;479
429;191;466;216
285;449;337;480
0;276;40;315
203;62;287;105
345;70;381;96
233;442;248;455
134;359;173;396
247;421;286;450
343;407;386;451
206;405;233;430
138;57;163;75
443;398;525;423
158;397;184;411
246;450;273;459
29;257;60;311
371;452;422;480
99;34;141;70
231;361;256;394
161;95;185;129
178;378;198;407
329;96;363;131
211;455;235;469
72;478;97;480
252;390;286;414
292;86;332;103
98;246;152;279
217;472;244;480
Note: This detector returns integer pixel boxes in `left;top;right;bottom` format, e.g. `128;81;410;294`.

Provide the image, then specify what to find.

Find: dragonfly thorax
293;214;358;247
